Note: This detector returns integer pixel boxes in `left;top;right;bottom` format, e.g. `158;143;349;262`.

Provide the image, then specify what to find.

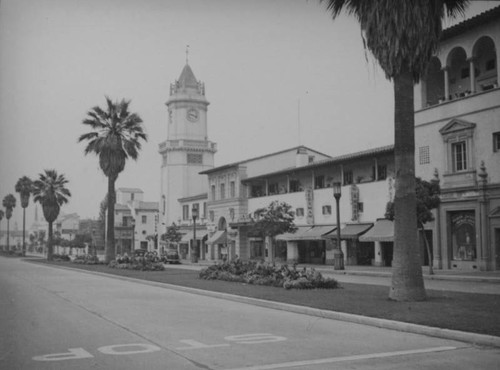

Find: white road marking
33;348;94;362
175;339;231;350
98;343;161;355
226;346;458;370
225;333;287;344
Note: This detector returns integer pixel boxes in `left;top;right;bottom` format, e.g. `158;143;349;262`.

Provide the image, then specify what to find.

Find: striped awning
180;230;208;243
207;230;227;245
276;226;336;241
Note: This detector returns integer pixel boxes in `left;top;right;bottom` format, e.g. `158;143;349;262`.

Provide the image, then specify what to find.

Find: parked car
163;250;180;264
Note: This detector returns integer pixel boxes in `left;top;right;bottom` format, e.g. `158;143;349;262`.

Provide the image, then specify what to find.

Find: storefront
358;219;394;267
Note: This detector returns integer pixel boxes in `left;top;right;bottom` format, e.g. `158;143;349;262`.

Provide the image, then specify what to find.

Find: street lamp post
191;205;198;263
333;182;344;270
92;228;96;257
130;218;136;255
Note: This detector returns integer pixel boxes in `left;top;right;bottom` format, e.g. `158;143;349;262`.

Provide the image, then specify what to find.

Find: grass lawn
28;259;500;337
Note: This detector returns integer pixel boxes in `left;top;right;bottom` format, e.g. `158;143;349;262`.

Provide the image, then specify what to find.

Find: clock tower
159;63;217;227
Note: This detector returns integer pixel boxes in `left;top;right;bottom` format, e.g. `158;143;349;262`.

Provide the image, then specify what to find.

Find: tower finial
186;44;190;64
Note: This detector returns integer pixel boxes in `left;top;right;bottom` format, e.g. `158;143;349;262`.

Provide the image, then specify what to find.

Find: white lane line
226;346;458;370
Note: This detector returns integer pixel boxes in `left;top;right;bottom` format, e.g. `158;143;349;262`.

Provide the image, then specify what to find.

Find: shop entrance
298;241;325;264
381;242;393;267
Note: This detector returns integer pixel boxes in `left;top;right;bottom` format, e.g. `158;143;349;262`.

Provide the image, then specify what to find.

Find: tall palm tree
0;209;4;251
78;97;147;263
32;170;71;261
322;0;468;301
2;194;16;252
15;176;33;256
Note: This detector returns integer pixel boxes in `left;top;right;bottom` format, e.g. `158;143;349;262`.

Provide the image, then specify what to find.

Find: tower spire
186;44;190;65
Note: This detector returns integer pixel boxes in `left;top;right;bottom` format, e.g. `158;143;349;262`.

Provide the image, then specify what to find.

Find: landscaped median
24;257;500;343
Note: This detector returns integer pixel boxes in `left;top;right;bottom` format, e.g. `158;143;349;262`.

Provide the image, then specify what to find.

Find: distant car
133;249;147;257
164;250;180;264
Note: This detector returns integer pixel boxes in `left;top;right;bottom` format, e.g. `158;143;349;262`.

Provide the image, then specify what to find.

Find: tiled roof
137;201;159;211
441;5;500;40
241;144;394;182
200;146;332;175
117;188;143;193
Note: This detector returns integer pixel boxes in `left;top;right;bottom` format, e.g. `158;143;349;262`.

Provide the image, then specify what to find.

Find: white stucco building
414;6;500;271
158;63;217;232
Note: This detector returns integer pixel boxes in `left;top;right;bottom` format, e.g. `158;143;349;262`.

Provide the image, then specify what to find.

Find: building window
131;193;135;201
250;240;264;259
343;171;353;185
377;165;387;180
452;141;467;172
322;205;332;215
211;185;216;200
141;215;147;224
203;202;207;219
315;175;325;189
296;208;304;217
220;183;225;199
289;180;301;192
162;195;166;215
251;185;263;197
419;146;430;165
230;181;236;198
187;153;203;164
182;205;189;220
268;183;278;195
308;155;315;163
493;132;500;152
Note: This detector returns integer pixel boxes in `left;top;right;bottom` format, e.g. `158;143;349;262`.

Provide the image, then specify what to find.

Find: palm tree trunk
389;69;426;301
6;219;10;251
47;221;53;261
105;175;117;263
22;207;26;256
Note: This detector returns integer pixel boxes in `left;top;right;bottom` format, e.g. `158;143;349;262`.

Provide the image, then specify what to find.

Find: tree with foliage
321;0;468;301
162;223;183;249
0;209;4;250
79;97;147;263
249;200;297;262
386;175;441;275
2;194;16;251
32;170;71;261
15;176;33;256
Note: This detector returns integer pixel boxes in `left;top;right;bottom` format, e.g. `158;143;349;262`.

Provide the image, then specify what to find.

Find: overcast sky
0;0;497;230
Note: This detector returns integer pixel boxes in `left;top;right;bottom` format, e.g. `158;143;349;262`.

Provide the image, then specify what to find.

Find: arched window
424;57;444;106
446;47;468;99
473;36;497;91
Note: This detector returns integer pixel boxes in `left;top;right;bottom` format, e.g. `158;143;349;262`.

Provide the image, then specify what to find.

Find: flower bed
108;256;165;271
72;254;102;265
199;260;338;289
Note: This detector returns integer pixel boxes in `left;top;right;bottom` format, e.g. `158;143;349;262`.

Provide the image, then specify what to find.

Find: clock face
186;108;199;122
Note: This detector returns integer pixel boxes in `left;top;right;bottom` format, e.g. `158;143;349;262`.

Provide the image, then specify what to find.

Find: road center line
226;346;458;370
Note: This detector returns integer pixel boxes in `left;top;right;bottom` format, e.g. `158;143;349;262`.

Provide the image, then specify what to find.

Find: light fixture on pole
130;218;136;255
191;204;199;263
333;182;344;270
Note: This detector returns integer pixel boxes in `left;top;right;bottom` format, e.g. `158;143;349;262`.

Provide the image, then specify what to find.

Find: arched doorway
473;36;497;92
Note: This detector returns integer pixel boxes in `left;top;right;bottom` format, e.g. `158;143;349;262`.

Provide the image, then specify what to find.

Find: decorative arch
472;36;497;91
218;217;227;231
446;47;469;99
424;57;444;105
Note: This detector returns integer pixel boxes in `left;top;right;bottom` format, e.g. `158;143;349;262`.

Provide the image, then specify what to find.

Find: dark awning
207;230;227;245
276;226;336;241
359;219;394;242
333;223;373;240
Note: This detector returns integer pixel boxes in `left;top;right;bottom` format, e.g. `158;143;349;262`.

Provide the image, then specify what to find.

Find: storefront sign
305;187;314;224
350;184;359;221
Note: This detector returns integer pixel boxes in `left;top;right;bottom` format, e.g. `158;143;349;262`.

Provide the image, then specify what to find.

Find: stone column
478;161;490;270
286;241;299;264
442;66;450;101
373;241;384;266
468;57;476;93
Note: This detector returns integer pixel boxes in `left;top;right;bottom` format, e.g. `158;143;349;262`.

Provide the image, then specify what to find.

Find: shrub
199;260;338;290
108;255;165;271
52;254;71;261
72;254;101;264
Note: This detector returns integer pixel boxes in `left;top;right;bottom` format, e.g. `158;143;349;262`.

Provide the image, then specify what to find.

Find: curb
32;261;500;349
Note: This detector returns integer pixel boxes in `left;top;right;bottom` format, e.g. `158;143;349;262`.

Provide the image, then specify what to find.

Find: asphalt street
1;257;499;370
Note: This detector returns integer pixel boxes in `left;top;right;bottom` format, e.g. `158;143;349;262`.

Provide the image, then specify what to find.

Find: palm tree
321;0;468;301
78;97;147;263
0;209;4;251
2;194;16;252
15;176;33;256
32;170;71;261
